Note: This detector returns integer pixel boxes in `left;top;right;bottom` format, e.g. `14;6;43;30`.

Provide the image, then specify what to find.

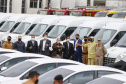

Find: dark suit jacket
74;39;82;54
39;39;51;56
52;43;63;56
26;40;38;53
63;42;73;59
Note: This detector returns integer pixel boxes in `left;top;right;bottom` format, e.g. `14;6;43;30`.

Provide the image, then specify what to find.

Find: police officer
95;39;107;66
78;36;89;64
84;36;97;65
2;36;13;49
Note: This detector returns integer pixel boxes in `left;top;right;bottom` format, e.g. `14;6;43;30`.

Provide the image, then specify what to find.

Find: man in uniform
2;36;13;49
95;39;107;66
23;71;39;84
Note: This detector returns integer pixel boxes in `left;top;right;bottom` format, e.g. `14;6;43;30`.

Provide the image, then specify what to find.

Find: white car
86;74;126;84
0;48;21;54
38;65;126;84
0;58;83;83
0;53;50;71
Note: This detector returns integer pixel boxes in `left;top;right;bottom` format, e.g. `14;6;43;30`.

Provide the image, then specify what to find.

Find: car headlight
115;53;126;63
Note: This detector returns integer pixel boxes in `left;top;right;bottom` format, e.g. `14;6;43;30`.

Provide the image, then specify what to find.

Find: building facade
0;0;126;14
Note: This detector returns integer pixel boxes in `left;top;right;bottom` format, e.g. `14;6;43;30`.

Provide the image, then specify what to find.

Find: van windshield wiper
118;45;126;47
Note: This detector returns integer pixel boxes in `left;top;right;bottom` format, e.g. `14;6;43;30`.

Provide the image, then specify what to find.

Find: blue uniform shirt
13;41;26;52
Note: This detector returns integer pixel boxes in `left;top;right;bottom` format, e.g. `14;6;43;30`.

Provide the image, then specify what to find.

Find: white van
94;21;126;49
69;19;108;43
2;16;44;43
0;15;27;44
22;17;60;44
104;34;126;65
36;18;84;50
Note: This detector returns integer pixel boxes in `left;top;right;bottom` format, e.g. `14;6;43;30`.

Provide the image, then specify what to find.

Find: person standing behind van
2;36;13;49
26;36;38;53
13;36;25;52
38;33;51;56
95;39;107;66
74;34;82;63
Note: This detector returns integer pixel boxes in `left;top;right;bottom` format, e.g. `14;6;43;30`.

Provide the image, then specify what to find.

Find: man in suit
39;33;51;56
26;36;38;53
74;34;82;63
63;36;73;59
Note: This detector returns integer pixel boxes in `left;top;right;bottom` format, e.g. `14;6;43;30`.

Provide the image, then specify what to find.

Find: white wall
51;0;61;8
12;0;22;13
62;0;76;8
75;0;87;7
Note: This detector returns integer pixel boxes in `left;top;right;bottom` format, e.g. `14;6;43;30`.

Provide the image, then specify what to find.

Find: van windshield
70;27;91;40
0;21;15;32
94;12;108;17
48;25;66;38
116;34;126;47
13;22;31;34
112;13;126;18
94;29;116;44
29;24;47;36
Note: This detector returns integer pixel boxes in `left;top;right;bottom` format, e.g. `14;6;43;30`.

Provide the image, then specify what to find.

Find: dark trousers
74;51;82;63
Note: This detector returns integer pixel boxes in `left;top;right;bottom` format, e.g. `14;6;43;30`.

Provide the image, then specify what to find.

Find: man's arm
38;41;41;53
48;40;51;47
36;41;38;53
2;42;6;48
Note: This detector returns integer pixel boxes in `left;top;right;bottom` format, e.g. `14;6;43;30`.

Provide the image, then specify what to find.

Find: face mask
31;38;35;40
44;36;47;39
18;39;21;41
84;39;87;42
66;39;70;42
35;79;39;84
76;38;79;40
57;41;60;43
8;39;11;42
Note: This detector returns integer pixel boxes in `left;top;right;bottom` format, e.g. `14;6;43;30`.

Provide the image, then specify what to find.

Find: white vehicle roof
102;21;126;31
26;58;83;65
22;16;44;23
0;48;21;53
56;19;84;27
38;17;59;25
58;65;126;73
79;20;107;29
1;53;50;58
102;74;126;82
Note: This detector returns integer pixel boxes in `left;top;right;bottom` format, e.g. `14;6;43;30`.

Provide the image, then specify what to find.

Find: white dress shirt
74;39;78;51
42;40;46;51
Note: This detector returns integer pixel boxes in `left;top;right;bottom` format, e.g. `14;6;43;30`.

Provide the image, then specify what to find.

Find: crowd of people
2;33;107;66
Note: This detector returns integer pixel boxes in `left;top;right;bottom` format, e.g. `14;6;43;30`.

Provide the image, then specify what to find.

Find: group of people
23;71;63;84
2;33;107;66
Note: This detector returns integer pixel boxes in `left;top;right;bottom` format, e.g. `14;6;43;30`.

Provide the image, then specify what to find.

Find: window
0;0;7;13
89;29;100;36
30;0;37;8
65;71;94;84
58;63;76;67
107;14;114;17
45;25;55;33
26;24;36;35
0;57;27;69
21;63;56;79
10;22;21;33
64;27;77;37
0;52;13;54
22;0;26;13
39;0;42;8
98;71;119;78
0;21;5;27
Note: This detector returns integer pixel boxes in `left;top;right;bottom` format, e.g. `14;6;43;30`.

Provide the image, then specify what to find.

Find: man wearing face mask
63;36;73;59
2;36;13;49
52;38;63;58
23;71;39;84
95;39;107;66
78;36;89;64
13;36;25;52
86;36;97;65
26;36;38;53
39;33;51;56
74;34;82;63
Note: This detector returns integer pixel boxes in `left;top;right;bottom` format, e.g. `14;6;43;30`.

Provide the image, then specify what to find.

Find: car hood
1;79;27;84
106;47;126;58
0;76;15;82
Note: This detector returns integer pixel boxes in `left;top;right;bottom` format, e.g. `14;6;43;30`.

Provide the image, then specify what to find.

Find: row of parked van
0;13;126;65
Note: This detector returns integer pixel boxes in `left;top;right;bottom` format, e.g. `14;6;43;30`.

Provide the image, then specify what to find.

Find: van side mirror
60;34;66;41
25;30;30;35
110;39;117;47
1;67;7;71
